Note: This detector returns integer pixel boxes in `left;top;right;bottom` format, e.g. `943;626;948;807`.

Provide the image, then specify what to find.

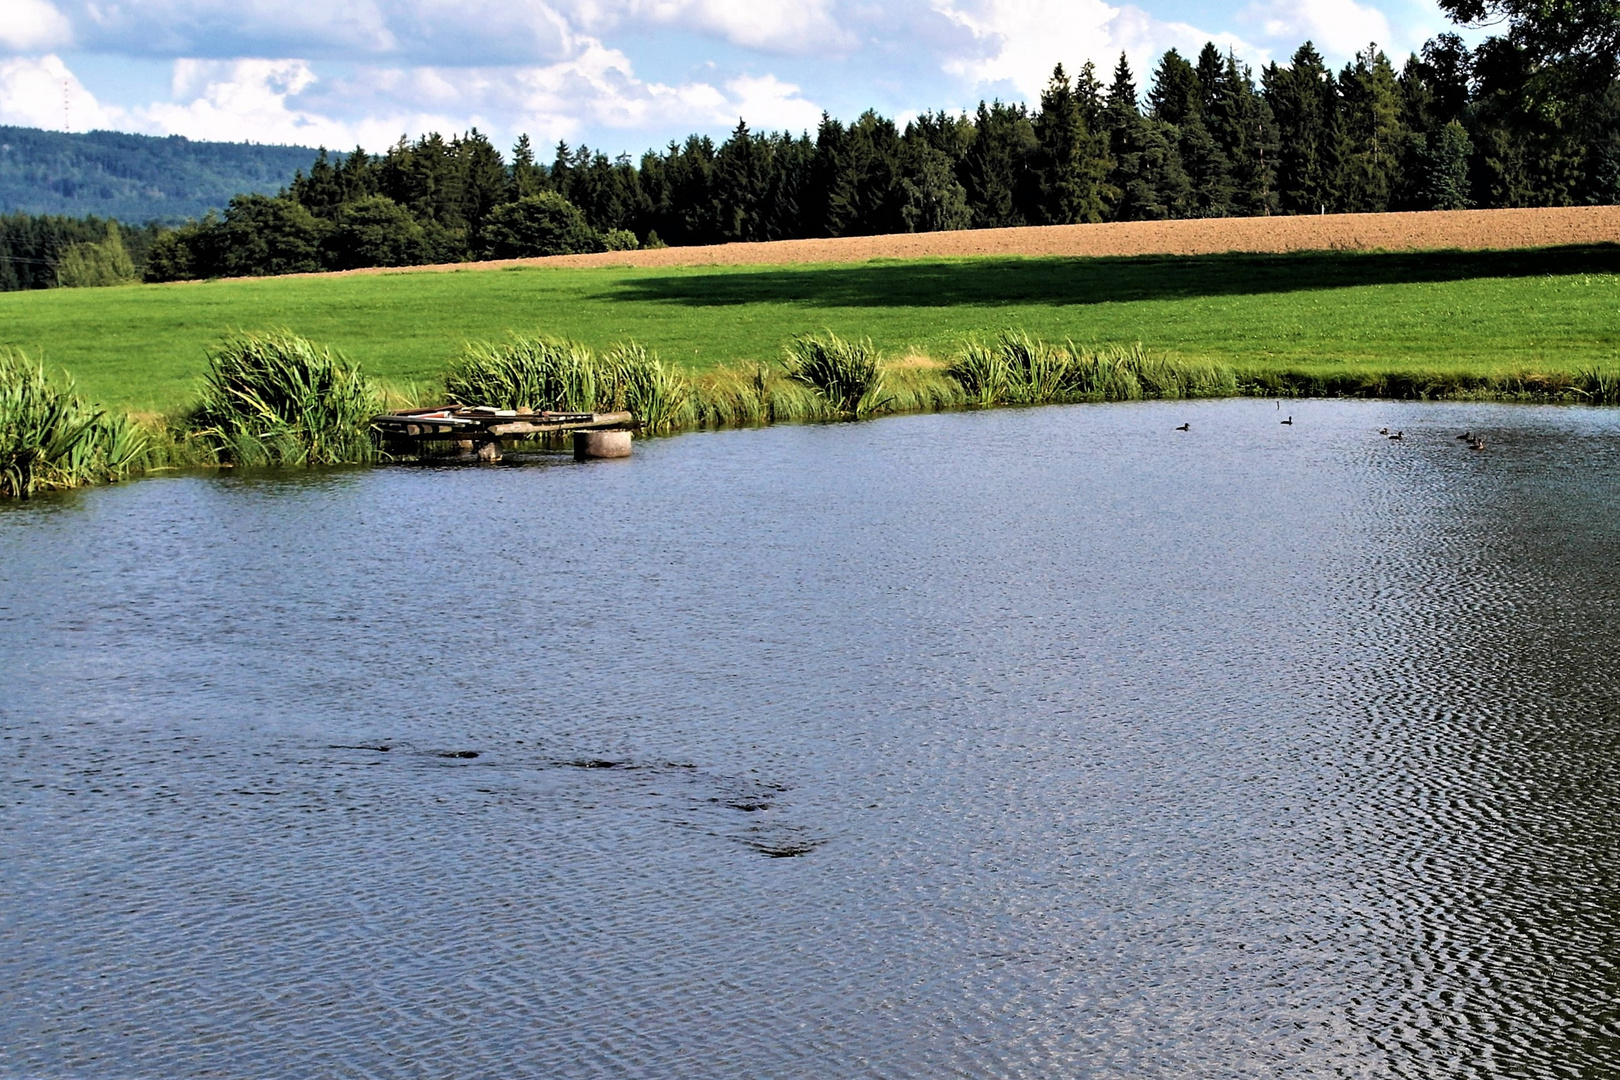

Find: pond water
3;398;1620;1079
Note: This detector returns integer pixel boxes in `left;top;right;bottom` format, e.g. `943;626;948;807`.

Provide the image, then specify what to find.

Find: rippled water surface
4;399;1620;1079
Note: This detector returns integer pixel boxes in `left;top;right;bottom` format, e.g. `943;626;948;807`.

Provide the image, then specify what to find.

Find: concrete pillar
573;429;633;460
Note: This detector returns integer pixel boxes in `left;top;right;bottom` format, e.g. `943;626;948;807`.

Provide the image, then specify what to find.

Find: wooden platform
374;406;633;460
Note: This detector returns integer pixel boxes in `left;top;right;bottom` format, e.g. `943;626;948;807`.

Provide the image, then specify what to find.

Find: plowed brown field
351;205;1620;276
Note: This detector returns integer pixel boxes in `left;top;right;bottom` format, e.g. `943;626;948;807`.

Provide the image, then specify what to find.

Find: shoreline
13;372;1618;501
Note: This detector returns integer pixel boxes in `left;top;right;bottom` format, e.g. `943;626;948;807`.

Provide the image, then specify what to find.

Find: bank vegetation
6;326;1620;499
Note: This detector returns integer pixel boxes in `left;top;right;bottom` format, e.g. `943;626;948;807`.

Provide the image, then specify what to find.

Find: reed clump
190;331;380;466
445;335;693;431
0;349;147;498
947;332;1237;406
689;363;842;427
781;333;888;417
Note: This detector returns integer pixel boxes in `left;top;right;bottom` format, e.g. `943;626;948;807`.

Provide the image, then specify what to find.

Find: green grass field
3;245;1619;414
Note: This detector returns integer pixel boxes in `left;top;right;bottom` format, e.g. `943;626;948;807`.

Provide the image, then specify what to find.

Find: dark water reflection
3;399;1619;1079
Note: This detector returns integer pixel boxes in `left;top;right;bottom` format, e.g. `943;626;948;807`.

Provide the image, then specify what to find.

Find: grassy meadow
3;244;1619;415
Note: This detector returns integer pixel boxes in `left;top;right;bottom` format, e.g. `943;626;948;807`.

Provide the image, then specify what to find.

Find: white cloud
45;0;844;61
2;41;823;153
614;0;852;53
0;0;73;52
934;0;1254;98
137;59;376;145
0;53;120;130
724;73;823;131
1239;0;1396;61
66;0;398;58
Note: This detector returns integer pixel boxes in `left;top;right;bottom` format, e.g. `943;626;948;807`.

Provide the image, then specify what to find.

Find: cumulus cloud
38;0;845;61
934;0;1253;98
0;0;1464;162
611;0;853;53
0;54;120;130
0;0;74;52
1238;0;1397;60
308;44;824;148
1;41;822;152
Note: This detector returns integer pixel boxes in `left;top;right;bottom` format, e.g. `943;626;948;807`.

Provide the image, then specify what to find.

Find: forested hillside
0;126;314;222
5;10;1619;290
139;34;1620;283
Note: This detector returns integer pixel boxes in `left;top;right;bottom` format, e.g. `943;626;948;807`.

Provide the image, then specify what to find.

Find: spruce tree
1338;47;1409;212
1156;46;1232;216
1149;49;1202;125
1267;43;1341;213
715;120;772;242
456;129;508;241
508;135;548;199
1033;64;1110;223
336;148;378;204
1107;54;1190;218
1423;120;1474;207
962;101;1037;227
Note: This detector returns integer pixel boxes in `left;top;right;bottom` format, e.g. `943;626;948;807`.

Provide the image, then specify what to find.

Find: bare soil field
349;205;1620;277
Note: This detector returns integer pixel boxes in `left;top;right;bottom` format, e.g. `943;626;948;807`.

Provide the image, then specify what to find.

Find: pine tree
456;129;508;241
1221;52;1280;215
1158;45;1232;216
1423;120;1474;207
715;120;772;242
508;135;548;199
1337;47;1408;212
761;131;816;240
962;101;1037;227
336;148;378;204
1106;53;1191;219
1266;43;1340;213
1149;49;1202;125
1076;61;1107;133
1033;64;1110;223
289;149;343;217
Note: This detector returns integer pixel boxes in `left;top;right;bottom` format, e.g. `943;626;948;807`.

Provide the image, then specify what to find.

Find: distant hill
0;126;317;223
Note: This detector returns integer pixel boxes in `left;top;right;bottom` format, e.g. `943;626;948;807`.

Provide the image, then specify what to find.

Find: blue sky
0;0;1468;157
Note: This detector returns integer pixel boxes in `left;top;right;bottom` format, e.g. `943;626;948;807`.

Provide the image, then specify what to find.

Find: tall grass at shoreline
445;335;692;432
0;350;146;498
948;333;1238;406
782;333;887;417
8;322;1620;499
190;332;380;465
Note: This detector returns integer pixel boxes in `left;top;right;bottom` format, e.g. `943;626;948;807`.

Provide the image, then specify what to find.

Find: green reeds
947;332;1237;406
446;335;599;413
781;333;888;417
190;331;380;466
690;363;842;427
597;342;692;433
0;349;146;498
446;335;694;431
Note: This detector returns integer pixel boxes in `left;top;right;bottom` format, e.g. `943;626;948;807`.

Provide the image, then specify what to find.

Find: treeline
6;30;1618;289
1;213;165;290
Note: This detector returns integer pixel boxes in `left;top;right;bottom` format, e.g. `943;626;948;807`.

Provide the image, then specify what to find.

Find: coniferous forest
4;19;1620;288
